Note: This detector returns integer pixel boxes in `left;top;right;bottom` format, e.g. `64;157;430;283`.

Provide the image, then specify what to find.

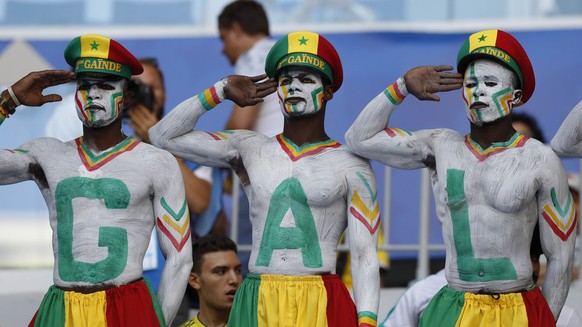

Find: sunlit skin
462;59;521;125
190;251;242;326
277;67;325;117
75;79;126;128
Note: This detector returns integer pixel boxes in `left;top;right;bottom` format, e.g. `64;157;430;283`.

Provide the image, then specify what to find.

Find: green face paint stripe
447;169;517;282
56;177;130;283
160;197;188;221
310;86;323;112
80;137;134;163
551;187;572;217
468;63;483;121
358;311;377;319
280;134;336;152
355;171;377;203
492;87;512;116
256;177;323;268
109;91;123;119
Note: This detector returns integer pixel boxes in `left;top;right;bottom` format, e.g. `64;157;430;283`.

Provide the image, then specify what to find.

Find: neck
240;34;267;55
282;108;329;146
81;120;126;151
196;305;230;327
469;115;516;149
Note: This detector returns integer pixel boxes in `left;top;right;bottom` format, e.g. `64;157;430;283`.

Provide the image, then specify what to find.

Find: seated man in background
180;235;242;327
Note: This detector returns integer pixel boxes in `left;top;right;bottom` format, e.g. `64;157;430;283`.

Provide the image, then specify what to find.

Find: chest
433;142;540;214
242;142;348;208
37;144;153;204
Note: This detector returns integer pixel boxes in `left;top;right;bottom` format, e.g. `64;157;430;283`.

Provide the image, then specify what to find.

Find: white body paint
346;75;575;320
0;136;192;325
150;80;380;317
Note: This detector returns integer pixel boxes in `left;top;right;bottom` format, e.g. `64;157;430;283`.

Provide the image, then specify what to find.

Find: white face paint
462;59;521;125
75;79;126;128
276;67;325;117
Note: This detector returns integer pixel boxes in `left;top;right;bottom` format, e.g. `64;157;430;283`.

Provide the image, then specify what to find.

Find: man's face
133;63;165;118
190;251;242;311
219;27;242;66
75;78;126;128
462;59;521;125
277;67;326;117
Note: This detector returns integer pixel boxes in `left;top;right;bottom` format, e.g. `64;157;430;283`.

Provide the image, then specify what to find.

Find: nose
288;78;302;92
227;270;241;286
87;84;102;100
474;84;485;97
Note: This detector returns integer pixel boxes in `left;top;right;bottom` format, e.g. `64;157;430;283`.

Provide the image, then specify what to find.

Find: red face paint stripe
276;134;340;161
75;137;139;171
465;134;529;161
542;212;577;241
157;217;191;252
350;207;381;235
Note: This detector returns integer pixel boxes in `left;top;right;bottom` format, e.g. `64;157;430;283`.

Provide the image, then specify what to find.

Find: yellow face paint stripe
162;213;190;237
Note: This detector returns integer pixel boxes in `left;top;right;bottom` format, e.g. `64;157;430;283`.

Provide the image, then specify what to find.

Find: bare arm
0;70;74;124
149;75;277;167
152;152;193;325
551;100;582;156
537;150;576;320
346;161;380;326
345;66;462;169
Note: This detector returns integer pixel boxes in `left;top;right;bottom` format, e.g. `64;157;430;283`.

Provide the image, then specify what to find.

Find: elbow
550;138;569;157
148;125;165;149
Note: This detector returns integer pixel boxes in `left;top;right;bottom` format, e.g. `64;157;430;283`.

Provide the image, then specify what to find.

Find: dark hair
139;57;165;88
512;112;546;143
218;0;269;36
192;234;238;274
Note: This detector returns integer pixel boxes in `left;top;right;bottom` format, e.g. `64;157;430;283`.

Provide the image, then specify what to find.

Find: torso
429;130;543;293
24;137;162;290
231;133;365;275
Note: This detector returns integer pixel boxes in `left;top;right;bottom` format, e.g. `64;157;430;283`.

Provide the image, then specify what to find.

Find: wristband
7;86;21;107
0;91;16;115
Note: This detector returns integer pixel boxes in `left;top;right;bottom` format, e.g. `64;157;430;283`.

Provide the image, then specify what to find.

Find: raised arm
0;70;74;124
149;75;277;167
536;149;576;320
345;161;380;326
551;100;582;156
345;66;462;169
151;152;193;325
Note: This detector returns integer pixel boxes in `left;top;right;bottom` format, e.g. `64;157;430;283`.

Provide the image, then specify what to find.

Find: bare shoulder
135;141;179;167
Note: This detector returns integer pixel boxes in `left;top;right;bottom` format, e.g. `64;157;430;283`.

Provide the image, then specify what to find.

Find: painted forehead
465;59;515;81
278;66;323;78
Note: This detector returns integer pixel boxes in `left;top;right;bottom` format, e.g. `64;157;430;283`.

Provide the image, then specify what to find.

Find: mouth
85;104;105;111
226;289;237;299
470;102;488;110
285;97;305;105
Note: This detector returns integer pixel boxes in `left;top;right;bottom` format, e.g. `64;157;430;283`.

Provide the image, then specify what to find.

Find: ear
511;89;522;106
323;84;334;101
188;272;201;290
231;22;244;37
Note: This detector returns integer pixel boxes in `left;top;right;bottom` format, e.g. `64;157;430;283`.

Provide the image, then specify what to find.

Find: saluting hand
404;65;463;101
224;74;278;108
11;70;75;107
